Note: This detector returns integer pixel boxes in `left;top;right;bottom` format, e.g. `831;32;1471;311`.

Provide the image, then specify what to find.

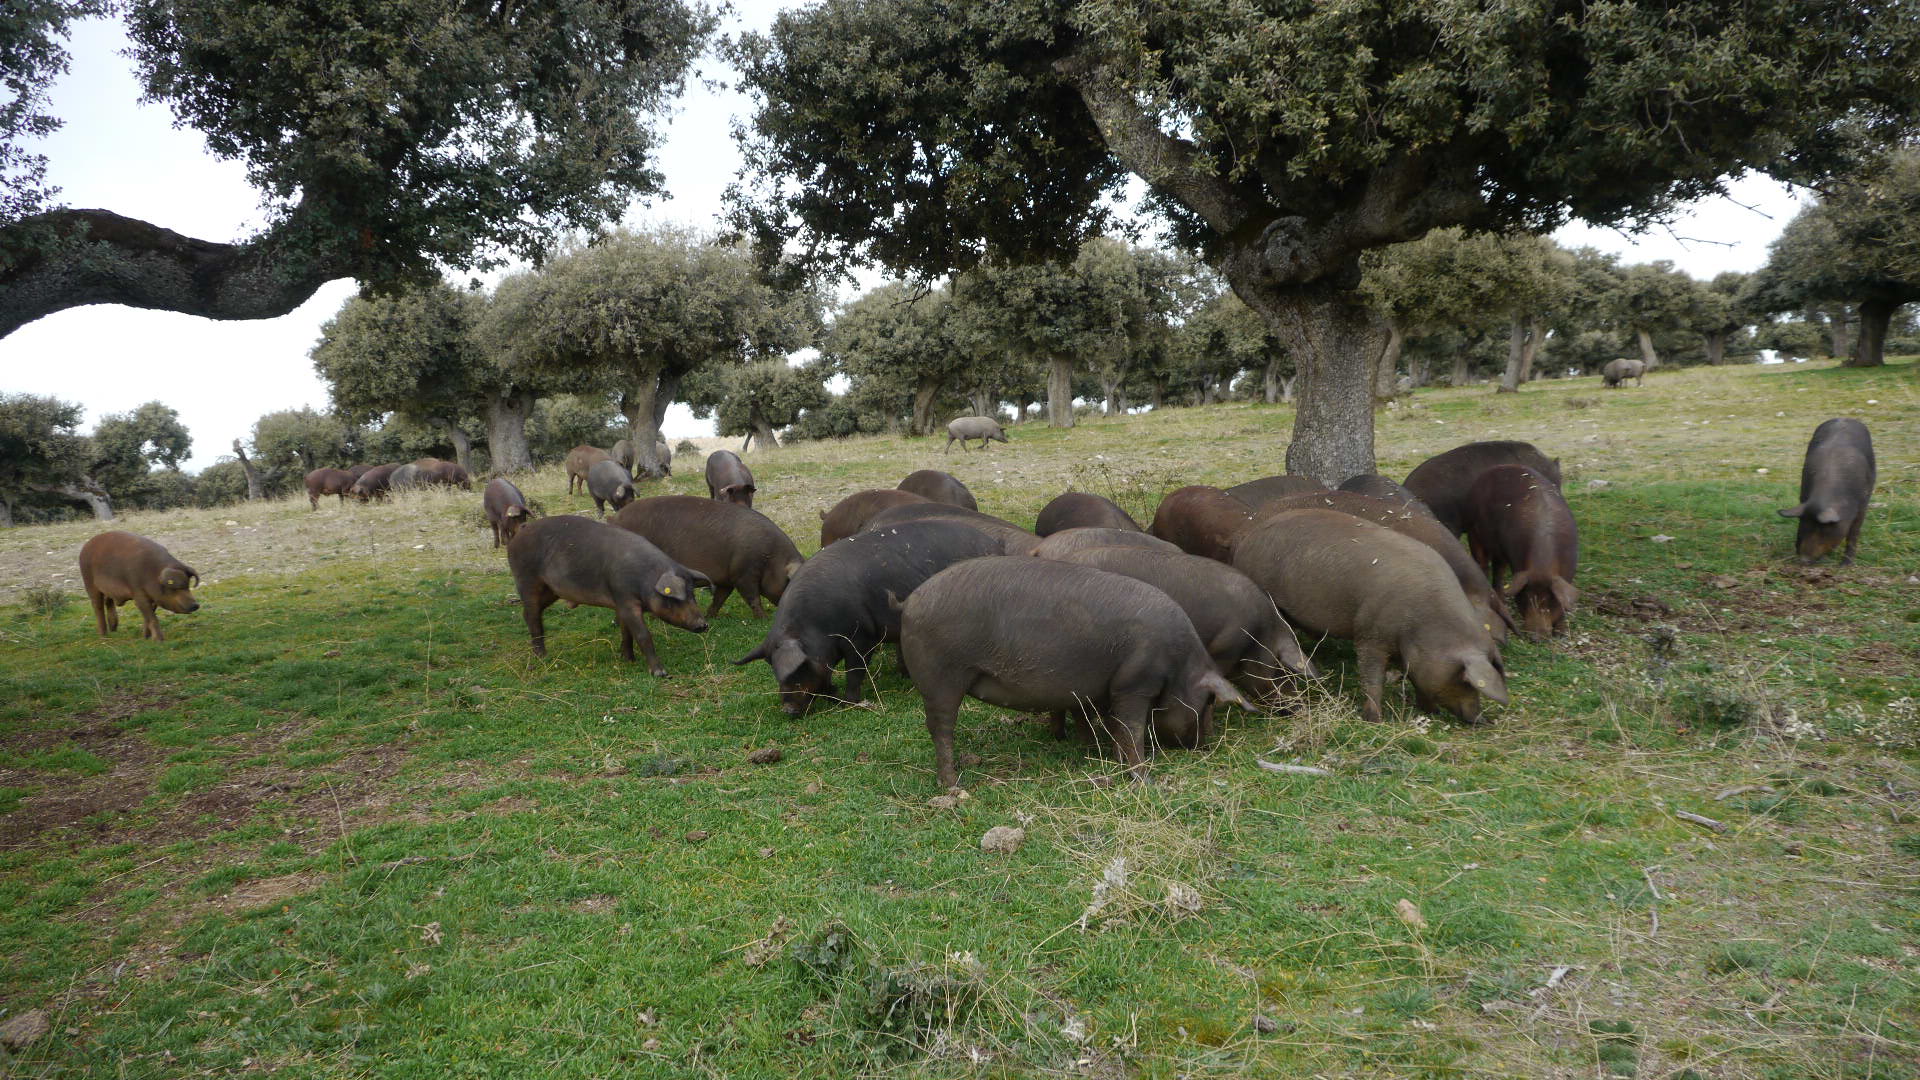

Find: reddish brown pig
78;531;201;641
587;459;636;516
1403;440;1561;536
863;501;1042;555
1337;474;1435;518
614;495;804;617
346;464;374;481
413;458;472;490
1460;465;1579;638
1030;528;1180;559
304;468;355;509
1034;491;1141;535
1224;475;1327;509
483;477;532;548
704;450;757;507
1148;485;1263;562
506;515;710;675
1234;509;1507;725
898;469;977;511
565;445;615;495
350;463;399;500
1779;417;1876;565
819;489;931;547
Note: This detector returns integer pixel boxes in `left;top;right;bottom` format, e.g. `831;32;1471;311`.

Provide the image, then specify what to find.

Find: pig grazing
565;445;615;495
304;467;355;509
1149;485;1263;562
864;501;1042;555
614;438;674;475
1601;358;1646;388
506;515;710;675
1338;474;1435;518
614;495;804;617
1224;475;1327;509
901;557;1248;788
898;469;978;511
78;531;200;640
483;477;532;548
1046;545;1315;696
820;489;930;547
414;458;472;489
346;464;374;480
1779;417;1876;565
704;450;757;507
1403;440;1562;536
1460;466;1579;638
1034;491;1141;535
586;459;637;516
736;519;1002;714
1234;509;1508;725
351;463;399;500
944;416;1008;453
388;463;426;492
1030;527;1181;559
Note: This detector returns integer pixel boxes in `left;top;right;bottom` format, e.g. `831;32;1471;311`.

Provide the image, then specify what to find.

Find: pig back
1224;475;1327;509
1403;440;1561;534
863;502;1041;555
1032;528;1180;559
1149;486;1262;562
614;495;801;592
1233;508;1471;640
898;469;977;510
820;489;930;547
1797;418;1875;505
1034;492;1141;535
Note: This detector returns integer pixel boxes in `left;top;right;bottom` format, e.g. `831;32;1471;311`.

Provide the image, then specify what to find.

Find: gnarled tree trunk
1635;327;1661;370
1499;315;1542;393
486;391;535;473
619;373;672;479
1237;285;1383;486
971;388;995;418
34;480;113;520
1827;305;1853;360
751;417;781;450
910;375;941;436
431;418;474;472
1373;323;1403;404
0;497;12;528
1450;352;1470;387
1703;330;1727;366
232;440;264;501
1047;356;1075;428
1847;298;1896;368
1100;372;1123;415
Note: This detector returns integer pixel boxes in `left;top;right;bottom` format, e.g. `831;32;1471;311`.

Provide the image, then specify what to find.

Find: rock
1710;575;1739;589
928;791;970;810
685;830;710;843
979;826;1026;854
1650;534;1675;543
746;747;783;765
1586;479;1611;489
1253;1013;1278;1034
0;1009;50;1048
1395;898;1426;929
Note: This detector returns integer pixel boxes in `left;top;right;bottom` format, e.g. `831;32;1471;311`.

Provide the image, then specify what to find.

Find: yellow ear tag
662;587;673;595
1475;679;1487;688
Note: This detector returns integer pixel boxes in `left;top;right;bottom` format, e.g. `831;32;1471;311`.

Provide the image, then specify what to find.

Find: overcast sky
1;8;1806;472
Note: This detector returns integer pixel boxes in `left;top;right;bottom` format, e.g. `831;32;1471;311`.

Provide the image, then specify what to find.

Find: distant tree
1688;271;1754;366
0;392;102;524
1165;290;1279;406
249;408;352;493
688;360;830;450
822;283;965;437
1607;262;1699;370
191;459;250;508
526;394;624;464
89;400;191;507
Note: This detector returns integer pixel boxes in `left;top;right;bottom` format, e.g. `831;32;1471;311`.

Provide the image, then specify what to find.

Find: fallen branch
1256;759;1333;777
1714;784;1765;801
1674;809;1728;833
1641;865;1663;938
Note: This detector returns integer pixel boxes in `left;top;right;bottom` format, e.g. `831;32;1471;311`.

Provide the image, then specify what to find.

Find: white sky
0;9;1806;472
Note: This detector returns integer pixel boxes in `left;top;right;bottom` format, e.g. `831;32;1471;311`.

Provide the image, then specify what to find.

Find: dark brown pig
1778;417;1876;565
901;557;1247;788
1148;485;1262;562
565;445;614;495
1337;474;1435;518
483;477;532;548
506;515;710;675
1403;440;1562;536
1461;465;1579;638
736;519;1002;714
704;450;757;507
414;458;472;490
898;469;977;511
78;531;200;640
1224;475;1327;509
586;459;636;516
1234;509;1507;725
346;464;374;481
1030;528;1181;559
1046;545;1316;696
614;495;804;617
863;501;1042;555
819;489;930;547
1034;491;1141;535
351;463;399;500
304;467;355;509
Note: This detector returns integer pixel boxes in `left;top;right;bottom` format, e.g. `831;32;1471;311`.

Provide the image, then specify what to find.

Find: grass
2;358;1918;1078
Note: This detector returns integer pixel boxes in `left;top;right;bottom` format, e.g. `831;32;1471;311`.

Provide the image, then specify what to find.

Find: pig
1034;491;1142;535
1148;485;1263;562
735;519;1003;714
1337;474;1436;518
944;415;1008;453
506;515;711;675
863;501;1043;555
565;445;615;495
586;459;637;516
1460;465;1580;638
78;531;200;640
1779;417;1876;565
818;489;932;548
1030;527;1181;559
901;557;1248;788
1046;545;1316;696
612;438;635;468
483;477;532;548
1403;440;1562;536
1601;358;1646;388
898;469;978;511
1233;509;1508;725
704;450;757;507
1224;475;1328;509
613;438;674;475
304;467;356;509
414;458;472;489
350;463;399;500
614;495;804;617
388;463;426;492
1262;489;1515;641
346;464;374;481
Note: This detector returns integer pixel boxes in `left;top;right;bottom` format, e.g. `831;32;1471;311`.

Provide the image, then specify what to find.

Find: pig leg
1843;510;1865;565
922;684;966;789
738;578;766;618
134;595;163;641
620;610;669;677
89;589;110;636
1048;711;1067;739
1107;695;1152;783
705;584;734;618
104;598;120;633
943;435;956;454
1355;640;1390;723
520;581;557;656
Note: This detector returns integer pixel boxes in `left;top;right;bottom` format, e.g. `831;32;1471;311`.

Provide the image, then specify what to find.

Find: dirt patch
208;871;323;914
0;691;180;850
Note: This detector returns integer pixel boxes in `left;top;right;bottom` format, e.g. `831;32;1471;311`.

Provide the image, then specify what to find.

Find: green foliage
0;391;90;521
687;359;829;443
525;394;623;464
0;1;105;222
313;282;491;429
88;400;193;508
248;408;355;494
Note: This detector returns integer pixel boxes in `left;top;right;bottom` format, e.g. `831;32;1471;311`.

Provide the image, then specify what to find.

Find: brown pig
1030;527;1181;559
304;467;356;509
483;477;532;548
346;464;374;481
819;489;931;548
414;458;472;490
863;501;1043;555
506;515;711;675
586;459;636;516
351;463;399;500
1034;491;1141;535
1337;474;1435;518
704;450;757;507
1224;475;1327;510
1460;465;1579;639
565;445;615;495
1234;509;1507;725
78;531;201;641
1779;417;1876;565
898;469;977;511
1403;440;1562;536
613;495;804;617
1148;485;1263;562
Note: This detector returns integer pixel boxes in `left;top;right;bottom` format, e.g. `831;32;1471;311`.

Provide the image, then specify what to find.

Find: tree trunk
1828;305;1852;360
1262;358;1281;403
1100;373;1121;415
1150;379;1166;409
1704;330;1727;367
54;481;114;520
1635;327;1660;370
431;418;474;472
1280;375;1296;403
741;431;753;452
0;497;12;528
1410;350;1430;388
232;440;264;501
1517;317;1542;383
485;391;535;473
1373;323;1403;404
1047;356;1075;428
1449;352;1470;387
970;388;994;418
1010;392;1034;424
619;371;671;478
1238;288;1381;485
751;418;781;450
910;375;941;437
1847;298;1893;368
1499;316;1527;393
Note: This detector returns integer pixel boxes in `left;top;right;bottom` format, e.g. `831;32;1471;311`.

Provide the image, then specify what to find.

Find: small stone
746;747;783;765
1253;1014;1278;1034
979;826;1026;854
1650;534;1675;543
0;1009;50;1048
928;794;963;810
641;1037;661;1052
758;847;775;858
685;830;710;843
1586;479;1611;489
1755;467;1769;474
1395;898;1427;929
1710;575;1739;589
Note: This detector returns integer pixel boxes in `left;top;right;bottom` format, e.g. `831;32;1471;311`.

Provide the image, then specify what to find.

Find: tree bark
751;417;781;449
1450;351;1470;387
485;391;535;473
232;440;264;501
1501;315;1542;392
971;387;995;418
1011;392;1035;424
1847;298;1895;368
36;480;114;520
1150;379;1166;409
1236;286;1382;485
431;418;474;472
1704;330;1727;367
1410;350;1430;388
0;497;12;528
1047;356;1075;428
1373;323;1403;404
1635;327;1661;370
1828;305;1852;360
1100;373;1122;415
1280;375;1296;403
619;372;671;478
910;375;941;437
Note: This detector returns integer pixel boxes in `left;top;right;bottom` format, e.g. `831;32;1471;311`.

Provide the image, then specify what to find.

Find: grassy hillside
2;359;1917;1079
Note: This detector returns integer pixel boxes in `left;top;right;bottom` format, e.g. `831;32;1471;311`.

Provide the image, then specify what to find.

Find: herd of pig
72;417;1876;790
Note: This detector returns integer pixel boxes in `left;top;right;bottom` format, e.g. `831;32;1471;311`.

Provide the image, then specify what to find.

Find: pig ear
1778;504;1805;518
682;569;713;591
818;509;828;520
734;641;770;665
654;571;688;598
1199;670;1249;710
1814;506;1842;524
1462;654;1508;704
1501;569;1533;600
770;639;808;682
1551;578;1578;612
